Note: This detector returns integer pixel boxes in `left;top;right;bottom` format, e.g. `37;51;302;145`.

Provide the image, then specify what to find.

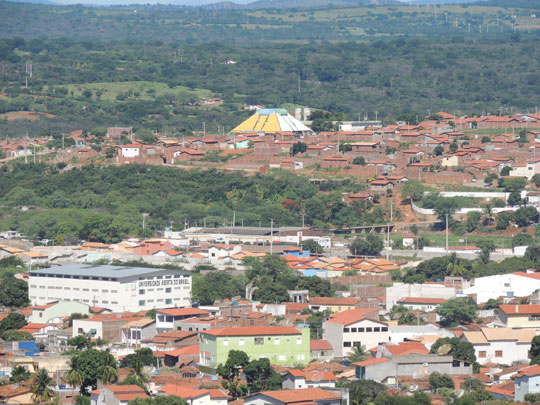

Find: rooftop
202;326;302;337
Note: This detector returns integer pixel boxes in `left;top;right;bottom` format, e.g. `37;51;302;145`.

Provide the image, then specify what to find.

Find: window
344;342;352;347
165;288;172;293
274;338;280;345
351;328;357;332
223;340;229;346
158;315;164;322
297;338;302;345
504;283;510;287
381;327;388;332
78;328;83;334
165;316;173;322
139;300;145;306
479;351;487;358
139;290;145;295
255;337;264;345
239;339;244;346
374;327;380;332
165;299;172;305
452;360;461;367
279;355;286;361
296;354;305;361
358;328;365;332
366;327;373;332
39;313;43;318
495;350;503;357
344;328;350;333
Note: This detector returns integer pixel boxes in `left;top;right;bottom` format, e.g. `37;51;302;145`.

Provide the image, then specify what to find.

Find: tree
68;334;92;350
10;365;31;383
401;180;425;202
477;240;495;264
31;369;55;403
339;379;386;405
0;313;27;334
105;148;115;158
513;233;534;248
350;234;383;256
483;298;501;310
481;136;490;144
446;253;465;277
499;176;527;191
508;191;522;207
515;206;540;227
300;239;323;254
291;142;307;156
97;351;118;385
496;211;513;230
244;358;281;393
216;350;249;400
129;396;188;405
437;298;477;327
530;335;540;365
500;166;511;177
2;330;33;341
347;345;367;363
526;245;540;267
465;211;481;233
429;372;455;392
120;348;156;369
433;145;444;156
430;337;477;366
433;197;460;225
352;156;366;165
532;174;540;188
0;277;29;307
72;349;118;393
66;356;85;394
525;393;540;403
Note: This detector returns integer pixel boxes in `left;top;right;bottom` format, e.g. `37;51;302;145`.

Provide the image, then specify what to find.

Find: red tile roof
253;388;341;404
354;358;390;367
309;297;362;306
156;308;209;317
202;326;301;337
326;308;382;326
160;385;208;399
162;344;200;357
498;304;540;315
397;297;447;305
310;340;333;351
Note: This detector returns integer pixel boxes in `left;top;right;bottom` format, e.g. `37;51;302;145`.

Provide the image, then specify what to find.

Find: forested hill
0;164;384;244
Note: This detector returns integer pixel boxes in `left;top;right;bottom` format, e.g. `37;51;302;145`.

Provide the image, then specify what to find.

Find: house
156;308;210;333
402;234;415;248
354;354;473;385
310;340;333;362
496;304;540;329
370;180;394;191
121;318;156;347
0;382;33;404
208;244;242;259
323;309;389;357
199;326;310;367
514;365;540;401
158;385;228;405
91;385;148;405
281;369;336;389
132;239;173;256
175;315;228;332
141;330;198;351
72;314;142;342
461;328;535;365
244;388;341;405
372;341;429;357
308;297;369;313
161;344;200;367
120;143;142;158
30;300;90;324
462;271;540;304
396;297;447;312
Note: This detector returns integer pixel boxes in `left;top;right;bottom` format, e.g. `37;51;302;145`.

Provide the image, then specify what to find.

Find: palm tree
97;353;118;386
446;252;465;277
31;369;55;404
66;356;84;394
347;345;367;363
132;358;150;384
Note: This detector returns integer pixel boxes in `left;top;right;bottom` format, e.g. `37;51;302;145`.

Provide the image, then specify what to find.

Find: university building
28;264;191;312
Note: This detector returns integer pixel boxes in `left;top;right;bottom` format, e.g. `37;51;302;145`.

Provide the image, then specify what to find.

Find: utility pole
445;213;449;252
301;214;305;228
203;122;206;137
386;202;393;260
270;219;274;255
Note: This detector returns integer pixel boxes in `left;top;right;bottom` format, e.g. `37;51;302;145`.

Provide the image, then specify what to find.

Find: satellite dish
437;344;452;355
409;384;418;392
455;389;465;398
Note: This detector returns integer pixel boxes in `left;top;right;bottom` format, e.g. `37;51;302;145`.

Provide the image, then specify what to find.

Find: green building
199;326;310;368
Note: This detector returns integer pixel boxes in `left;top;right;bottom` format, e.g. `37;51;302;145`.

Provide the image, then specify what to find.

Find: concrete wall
386;283;458;310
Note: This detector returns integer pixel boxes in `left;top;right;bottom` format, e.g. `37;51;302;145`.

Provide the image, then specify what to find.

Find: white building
462;328;535;365
323;309;389;358
463;272;540;304
28;264;192;312
120;144;140;158
514;365;540;401
282;370;336;390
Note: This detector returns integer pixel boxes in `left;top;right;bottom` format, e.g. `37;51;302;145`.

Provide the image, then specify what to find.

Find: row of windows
343;326;388;333
36;297;119;305
138;274;189;280
32;274;118;281
139;299;175;306
33;285;118;293
478;350;503;358
222;337;303;346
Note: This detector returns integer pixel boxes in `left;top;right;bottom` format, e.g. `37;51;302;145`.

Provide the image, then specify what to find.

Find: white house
30;300;90;324
323;309;389;357
281;369;336;390
121;318;156;347
514;365;540;401
120;144;141;158
91;385;148;405
158;384;228;405
463;272;540;304
207;244;242;260
155;307;210;333
462;328;535;365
